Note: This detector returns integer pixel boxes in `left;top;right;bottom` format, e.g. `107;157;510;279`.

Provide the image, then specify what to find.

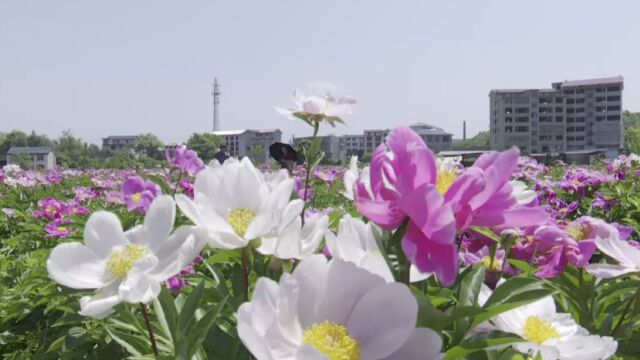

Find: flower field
3;120;640;358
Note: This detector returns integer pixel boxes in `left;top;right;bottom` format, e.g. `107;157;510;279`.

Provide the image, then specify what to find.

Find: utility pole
212;78;221;131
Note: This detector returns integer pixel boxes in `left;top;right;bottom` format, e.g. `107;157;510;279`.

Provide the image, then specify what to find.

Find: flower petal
47;243;108;289
141;195;175;251
83;211;128;258
381;327;443;360
79;281;121;318
347;282;417;359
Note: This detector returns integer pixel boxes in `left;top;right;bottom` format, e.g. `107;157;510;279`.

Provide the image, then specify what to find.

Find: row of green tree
0;130;225;169
623;110;640;154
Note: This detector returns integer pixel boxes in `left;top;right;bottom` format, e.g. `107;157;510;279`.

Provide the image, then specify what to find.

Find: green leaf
176;280;206;337
483;277;546;308
470;226;502;243
186;296;228;359
411;288;449;331
106;328;148;357
444;332;523;360
459;265;486;307
157;288;179;341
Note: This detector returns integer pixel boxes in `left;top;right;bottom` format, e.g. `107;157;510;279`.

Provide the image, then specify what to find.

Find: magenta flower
446;148;548;230
121;176;162;213
355;127;458;285
45;218;75;238
179;179;195;199
63;200;89;217
293;176;313;202
33;198;65;219
531;225;596;278
166;255;203;292
313;166;338;185
167;145;205;176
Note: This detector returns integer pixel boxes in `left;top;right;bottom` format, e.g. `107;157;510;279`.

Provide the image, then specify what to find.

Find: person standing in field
214;144;230;164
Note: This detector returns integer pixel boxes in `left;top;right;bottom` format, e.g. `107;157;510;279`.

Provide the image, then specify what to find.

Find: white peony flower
342;156;359;200
586;235;640;279
325;215;394;282
274;90;356;126
257;199;329;259
237;255;443;360
510;180;537;205
478;283;617;359
47;195;204;318
176;157;296;249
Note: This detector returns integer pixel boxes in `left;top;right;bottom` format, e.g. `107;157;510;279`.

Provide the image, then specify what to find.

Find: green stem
140;303;159;358
171;172;184;198
300;122;320;226
612;286;640;337
241;247;251;301
389;218;411;285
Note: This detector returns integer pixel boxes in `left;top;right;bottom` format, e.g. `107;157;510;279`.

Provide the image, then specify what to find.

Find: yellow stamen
566;225;591;241
436;170;458;195
480;256;502;272
106;244;148;278
227;208;256;237
56;226;67;233
522;315;560;344
302;321;361;360
46;206;57;214
131;193;142;203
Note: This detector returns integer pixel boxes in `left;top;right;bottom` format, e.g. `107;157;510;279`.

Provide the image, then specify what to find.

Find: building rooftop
103;135;138;140
491;76;624;94
213;129;281;136
7;146;53;154
558;76;623;88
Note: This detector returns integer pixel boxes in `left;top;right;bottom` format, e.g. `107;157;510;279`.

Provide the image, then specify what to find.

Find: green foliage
186;133;224;162
8;152;33;169
135;133;164;159
54;129;86;168
453;131;490;150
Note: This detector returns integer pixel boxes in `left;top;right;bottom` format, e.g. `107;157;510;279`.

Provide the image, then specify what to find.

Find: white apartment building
292;135;344;163
342;134;364;156
7;147;56;170
213;129;282;163
102;135;139;152
489;76;623;157
364;123;453;154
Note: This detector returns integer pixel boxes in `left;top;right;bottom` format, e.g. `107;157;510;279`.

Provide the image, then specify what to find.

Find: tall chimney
463;121;467;140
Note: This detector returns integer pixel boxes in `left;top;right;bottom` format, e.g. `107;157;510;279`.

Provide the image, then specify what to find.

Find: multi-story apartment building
364;123;453;154
102;135;139;152
490;76;623;157
212;129;282;163
292;135;344;163
342;134;364;157
363;129;391;154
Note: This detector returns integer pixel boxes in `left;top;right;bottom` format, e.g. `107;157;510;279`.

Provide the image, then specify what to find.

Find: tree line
0;130;225;169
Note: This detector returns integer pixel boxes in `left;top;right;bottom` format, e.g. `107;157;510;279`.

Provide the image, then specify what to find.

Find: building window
515;107;528;114
555;98;563;103
596;96;606;102
607;115;620;121
575;89;584;94
607;95;621;101
505;117;513;123
607;86;620;91
596;106;606;112
607;105;620;111
596;87;606;92
556;135;563;140
566;99;575;104
555;116;563;122
36;154;44;161
516;117;528;123
567;127;575;131
505;127;513;133
567;108;575;114
515;126;529;132
555;107;563;112
576;117;585;123
576;98;585;104
567;117;575;123
596;116;605;122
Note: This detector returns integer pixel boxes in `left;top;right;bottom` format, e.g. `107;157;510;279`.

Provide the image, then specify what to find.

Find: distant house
7;147;56;170
212;129;282;163
102;135;139;152
293;135;344;163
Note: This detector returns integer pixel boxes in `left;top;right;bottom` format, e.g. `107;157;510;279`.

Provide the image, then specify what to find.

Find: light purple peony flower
166;255;203;292
121;176;162;213
294;176;313;202
32;197;65;219
167;145;205;176
45;218;75;238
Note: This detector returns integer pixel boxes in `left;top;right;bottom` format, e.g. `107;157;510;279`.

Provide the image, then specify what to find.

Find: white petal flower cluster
238;255;444;360
587;234;640;278
479;283;617;359
47;195;204;318
274;90;356;124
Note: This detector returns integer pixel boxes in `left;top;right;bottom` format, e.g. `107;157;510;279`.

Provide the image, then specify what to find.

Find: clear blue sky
1;0;638;145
